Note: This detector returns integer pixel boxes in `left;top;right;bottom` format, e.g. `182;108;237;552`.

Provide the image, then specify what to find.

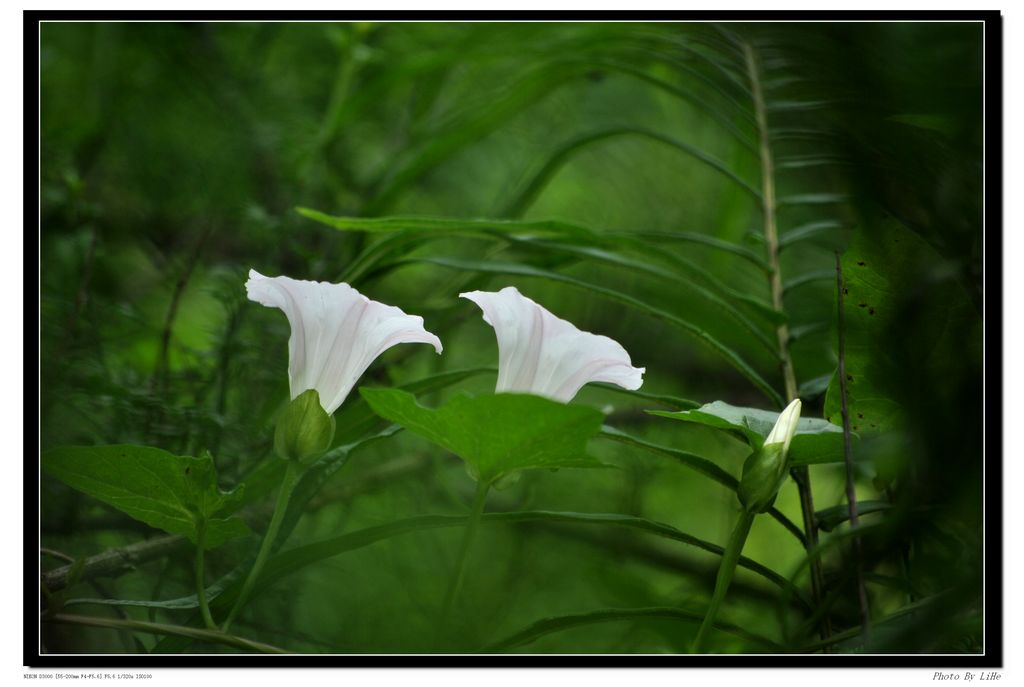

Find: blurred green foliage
40;21;984;655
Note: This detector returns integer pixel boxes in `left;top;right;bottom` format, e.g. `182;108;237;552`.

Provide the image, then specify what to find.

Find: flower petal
246;269;442;413
460;286;644;402
764;398;802;454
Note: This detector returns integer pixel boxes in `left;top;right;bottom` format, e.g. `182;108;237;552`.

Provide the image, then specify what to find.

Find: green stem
45;612;290;654
489;606;783;653
195;521;216;630
222;460;303;633
442;479;491;617
691;510;755;653
796;592;944;653
743;38;830;642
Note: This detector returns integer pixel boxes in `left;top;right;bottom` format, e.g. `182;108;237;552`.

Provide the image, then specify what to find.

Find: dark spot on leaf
857;261;866;266
869;307;875;315
185;467;190;475
846;374;854;381
858;303;867;308
843;288;848;295
853;425;859;431
857;413;863;419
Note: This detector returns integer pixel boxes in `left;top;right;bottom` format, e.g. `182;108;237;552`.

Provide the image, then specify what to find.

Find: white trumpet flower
246;269;443;414
460;286;644;403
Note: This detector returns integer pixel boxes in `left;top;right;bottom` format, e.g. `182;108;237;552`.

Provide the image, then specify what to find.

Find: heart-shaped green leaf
42;445;250;549
359;388;605;485
649;400;846;466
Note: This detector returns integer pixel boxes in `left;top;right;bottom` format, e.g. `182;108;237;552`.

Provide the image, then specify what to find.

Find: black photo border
24;8;1004;669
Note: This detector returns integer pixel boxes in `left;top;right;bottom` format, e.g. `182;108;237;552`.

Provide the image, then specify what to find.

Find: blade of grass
487;606;782;652
503;127;760;218
783;270;835;295
150;509;809;653
43;613;290;654
301;209;776;311
607;230;769;272
598;426;805;546
779;220;844;250
365;61;592;214
504;235;777;355
777;193;848;208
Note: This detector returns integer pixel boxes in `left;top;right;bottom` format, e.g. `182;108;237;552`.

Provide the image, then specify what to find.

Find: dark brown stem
40;455;434;592
152;228;211;389
835;251;871;637
40;548;75;564
884;485;916;605
66;226;99;340
42;534;190;593
790;466;829;637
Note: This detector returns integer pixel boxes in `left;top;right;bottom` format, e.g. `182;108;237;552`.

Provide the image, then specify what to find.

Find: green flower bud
274;389;336;465
737;398;802;514
738;442;788;513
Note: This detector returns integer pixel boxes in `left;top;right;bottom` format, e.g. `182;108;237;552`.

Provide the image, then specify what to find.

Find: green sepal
737;442;789;514
274;389;336;465
492;471;523;490
467;464;521;489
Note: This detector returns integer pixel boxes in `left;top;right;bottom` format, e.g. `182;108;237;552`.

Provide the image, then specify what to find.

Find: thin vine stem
489;606;782;653
195;521;216;630
442;479;491;617
743;39;830;641
836;251;871;636
44;612;290;654
691;510;755;653
222;459;303;633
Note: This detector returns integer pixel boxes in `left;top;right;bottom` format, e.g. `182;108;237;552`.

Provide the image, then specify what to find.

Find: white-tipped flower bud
738;399;802;514
764;398;802;454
